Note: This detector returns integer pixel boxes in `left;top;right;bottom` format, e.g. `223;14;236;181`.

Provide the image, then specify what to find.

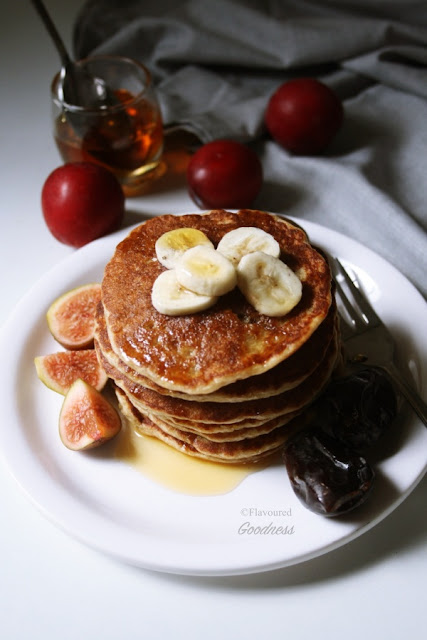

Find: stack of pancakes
95;209;339;464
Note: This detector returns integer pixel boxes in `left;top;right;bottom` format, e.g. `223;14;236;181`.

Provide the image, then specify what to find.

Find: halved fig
35;349;108;395
59;379;121;451
46;283;101;350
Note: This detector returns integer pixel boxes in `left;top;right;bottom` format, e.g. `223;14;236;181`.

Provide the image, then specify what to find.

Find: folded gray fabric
73;0;427;297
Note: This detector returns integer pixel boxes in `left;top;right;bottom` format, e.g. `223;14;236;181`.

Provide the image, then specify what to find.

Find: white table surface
1;2;425;639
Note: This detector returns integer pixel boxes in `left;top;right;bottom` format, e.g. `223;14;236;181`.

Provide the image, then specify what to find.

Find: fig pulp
59;379;121;450
46;283;101;350
35;349;108;395
283;429;375;516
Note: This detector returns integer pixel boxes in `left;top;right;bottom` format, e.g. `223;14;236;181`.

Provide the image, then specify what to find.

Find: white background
0;2;425;638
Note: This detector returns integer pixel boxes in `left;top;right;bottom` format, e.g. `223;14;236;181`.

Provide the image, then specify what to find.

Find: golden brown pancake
147;413;298;441
95;296;337;401
97;209;337;464
116;387;305;464
97;324;338;425
101;210;332;395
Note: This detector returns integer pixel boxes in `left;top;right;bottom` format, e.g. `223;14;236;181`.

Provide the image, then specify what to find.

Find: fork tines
331;258;382;332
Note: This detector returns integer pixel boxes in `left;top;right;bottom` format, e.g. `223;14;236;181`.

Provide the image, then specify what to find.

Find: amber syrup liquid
54;89;163;194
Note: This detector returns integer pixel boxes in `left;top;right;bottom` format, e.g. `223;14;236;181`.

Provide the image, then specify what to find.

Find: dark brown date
315;367;398;452
283;430;375;517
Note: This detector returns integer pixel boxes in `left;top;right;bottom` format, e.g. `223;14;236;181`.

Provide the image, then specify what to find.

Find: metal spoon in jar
30;0;116;108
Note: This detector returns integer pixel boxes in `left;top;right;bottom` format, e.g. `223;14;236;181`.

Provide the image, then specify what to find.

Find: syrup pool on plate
115;423;269;496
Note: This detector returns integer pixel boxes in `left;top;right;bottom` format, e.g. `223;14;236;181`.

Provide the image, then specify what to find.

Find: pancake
147;413;299;440
95;296;337;401
97;209;338;464
116;387;304;464
101;209;332;395
97;322;339;425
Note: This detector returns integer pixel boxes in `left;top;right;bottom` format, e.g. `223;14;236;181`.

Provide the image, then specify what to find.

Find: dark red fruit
283;429;375;517
315;367;398;453
265;78;343;155
41;162;125;247
186;139;263;209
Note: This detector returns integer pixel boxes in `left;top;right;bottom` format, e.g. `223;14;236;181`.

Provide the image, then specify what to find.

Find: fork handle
382;362;427;428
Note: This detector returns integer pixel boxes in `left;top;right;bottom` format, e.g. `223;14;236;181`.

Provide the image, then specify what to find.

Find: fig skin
59;379;121;451
46;283;101;350
35;349;108;395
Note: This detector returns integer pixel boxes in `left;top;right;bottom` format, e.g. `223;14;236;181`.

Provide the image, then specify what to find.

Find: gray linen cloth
73;0;427;297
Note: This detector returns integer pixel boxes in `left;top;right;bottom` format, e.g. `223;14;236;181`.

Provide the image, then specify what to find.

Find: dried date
283;429;375;517
315;367;398;452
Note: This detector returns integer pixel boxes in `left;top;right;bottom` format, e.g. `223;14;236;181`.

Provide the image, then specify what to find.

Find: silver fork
332;258;427;427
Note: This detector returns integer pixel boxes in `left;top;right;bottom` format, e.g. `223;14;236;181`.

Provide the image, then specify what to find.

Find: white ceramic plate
1;218;426;576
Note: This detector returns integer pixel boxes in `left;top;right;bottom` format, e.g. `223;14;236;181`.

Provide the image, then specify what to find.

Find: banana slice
237;251;302;317
155;228;214;269
176;245;237;297
217;226;280;266
151;269;217;316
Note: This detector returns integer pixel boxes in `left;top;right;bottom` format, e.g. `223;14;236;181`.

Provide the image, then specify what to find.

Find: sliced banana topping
217;226;280;266
152;226;302;317
155;228;214;269
176;245;237;297
151;269;218;316
237;251;302;317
